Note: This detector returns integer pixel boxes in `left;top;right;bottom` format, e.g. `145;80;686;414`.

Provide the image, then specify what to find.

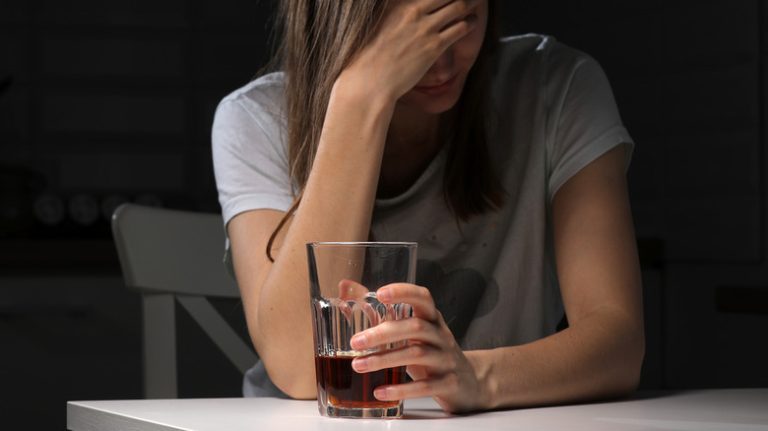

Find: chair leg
143;294;177;398
177;295;258;374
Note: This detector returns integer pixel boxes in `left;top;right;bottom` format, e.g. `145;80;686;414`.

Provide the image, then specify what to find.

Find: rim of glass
308;241;417;247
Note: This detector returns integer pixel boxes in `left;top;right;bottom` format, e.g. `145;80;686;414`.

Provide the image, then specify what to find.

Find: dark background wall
1;0;767;428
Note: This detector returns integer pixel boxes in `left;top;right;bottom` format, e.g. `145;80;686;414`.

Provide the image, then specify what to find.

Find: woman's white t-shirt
212;34;634;397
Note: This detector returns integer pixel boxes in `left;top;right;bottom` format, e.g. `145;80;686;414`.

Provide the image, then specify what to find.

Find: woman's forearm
467;307;645;410
255;80;397;398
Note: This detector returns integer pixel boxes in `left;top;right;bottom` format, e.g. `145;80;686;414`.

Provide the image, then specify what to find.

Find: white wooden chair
111;203;257;398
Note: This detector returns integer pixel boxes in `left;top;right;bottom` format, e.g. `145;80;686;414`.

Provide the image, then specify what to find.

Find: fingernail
351;333;367;349
374;387;389;400
377;288;391;302
352;357;368;372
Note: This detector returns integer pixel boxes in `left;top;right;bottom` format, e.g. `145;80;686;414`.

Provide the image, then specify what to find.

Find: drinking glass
307;242;417;418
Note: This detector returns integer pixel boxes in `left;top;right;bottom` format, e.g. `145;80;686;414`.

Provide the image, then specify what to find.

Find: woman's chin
397;90;461;115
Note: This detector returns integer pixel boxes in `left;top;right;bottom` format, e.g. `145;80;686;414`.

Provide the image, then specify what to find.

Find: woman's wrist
324;73;397;157
465;349;501;411
332;70;398;113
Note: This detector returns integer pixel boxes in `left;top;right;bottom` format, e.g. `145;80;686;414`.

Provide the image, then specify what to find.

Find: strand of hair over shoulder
266;193;303;263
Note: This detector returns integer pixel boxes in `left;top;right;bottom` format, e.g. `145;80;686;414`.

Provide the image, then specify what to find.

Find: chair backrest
112;203;238;297
111;203;256;398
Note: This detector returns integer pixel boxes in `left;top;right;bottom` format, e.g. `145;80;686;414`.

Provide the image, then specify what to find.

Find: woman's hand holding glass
347;282;489;413
338;0;481;102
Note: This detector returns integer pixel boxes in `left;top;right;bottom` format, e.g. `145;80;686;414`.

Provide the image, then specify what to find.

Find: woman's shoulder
212;72;287;153
216;71;286;123
495;33;597;81
491;34;610;124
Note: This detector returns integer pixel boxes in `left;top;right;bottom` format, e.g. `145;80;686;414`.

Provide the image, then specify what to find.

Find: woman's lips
414;75;458;95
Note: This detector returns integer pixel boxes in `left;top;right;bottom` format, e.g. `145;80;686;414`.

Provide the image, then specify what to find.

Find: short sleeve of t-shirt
546;52;634;200
211;74;294;226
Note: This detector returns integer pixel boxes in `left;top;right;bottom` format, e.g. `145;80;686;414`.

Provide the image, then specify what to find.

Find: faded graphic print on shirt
416;259;500;347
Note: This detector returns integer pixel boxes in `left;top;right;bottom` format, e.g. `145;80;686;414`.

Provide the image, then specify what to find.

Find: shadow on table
402;410;454;420
628;390;686;401
402;390;687;419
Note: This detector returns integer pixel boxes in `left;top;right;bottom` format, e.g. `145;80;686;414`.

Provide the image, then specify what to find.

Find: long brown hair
266;0;504;261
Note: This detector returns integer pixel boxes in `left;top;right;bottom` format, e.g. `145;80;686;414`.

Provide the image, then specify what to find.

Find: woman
212;0;644;413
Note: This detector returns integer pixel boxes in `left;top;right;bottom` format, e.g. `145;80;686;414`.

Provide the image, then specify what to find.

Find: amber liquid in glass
315;353;405;409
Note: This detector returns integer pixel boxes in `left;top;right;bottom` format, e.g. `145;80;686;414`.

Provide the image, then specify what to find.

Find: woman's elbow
612;324;646;396
275;376;317;400
258;349;318;400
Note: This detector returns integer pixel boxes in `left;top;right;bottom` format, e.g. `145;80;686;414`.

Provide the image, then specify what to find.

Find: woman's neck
378;104;452;199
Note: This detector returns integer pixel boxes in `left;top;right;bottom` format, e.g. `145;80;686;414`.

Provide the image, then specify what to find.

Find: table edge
67;401;188;431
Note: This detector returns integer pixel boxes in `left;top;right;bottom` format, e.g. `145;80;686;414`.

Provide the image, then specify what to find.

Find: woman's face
397;0;488;114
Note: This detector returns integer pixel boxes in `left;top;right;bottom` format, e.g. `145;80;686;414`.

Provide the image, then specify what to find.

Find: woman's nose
428;48;455;80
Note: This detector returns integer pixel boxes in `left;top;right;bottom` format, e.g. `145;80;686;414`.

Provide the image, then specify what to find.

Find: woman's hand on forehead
336;0;481;102
423;0;478;14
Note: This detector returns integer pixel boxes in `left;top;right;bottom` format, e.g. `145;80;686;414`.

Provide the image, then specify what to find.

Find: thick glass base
319;402;403;419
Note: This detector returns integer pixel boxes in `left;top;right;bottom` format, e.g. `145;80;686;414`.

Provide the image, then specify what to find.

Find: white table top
67;389;768;431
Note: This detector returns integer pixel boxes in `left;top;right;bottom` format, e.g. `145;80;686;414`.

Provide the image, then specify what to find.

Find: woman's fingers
340;281;438;322
351;317;445;350
423;0;474;16
351;343;451;373
373;373;461;401
377;283;440;322
426;0;480;31
340;278;478;412
337;279;370;300
338;279;382;326
438;15;477;49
